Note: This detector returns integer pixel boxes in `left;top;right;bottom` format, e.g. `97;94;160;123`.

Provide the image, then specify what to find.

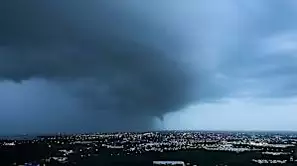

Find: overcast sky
1;0;297;134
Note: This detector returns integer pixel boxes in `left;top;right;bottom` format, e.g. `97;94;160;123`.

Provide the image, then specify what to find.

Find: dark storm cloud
0;79;156;134
0;0;199;131
3;0;297;133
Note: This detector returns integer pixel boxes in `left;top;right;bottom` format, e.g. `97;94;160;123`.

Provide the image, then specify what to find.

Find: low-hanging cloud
3;0;297;133
0;1;203;132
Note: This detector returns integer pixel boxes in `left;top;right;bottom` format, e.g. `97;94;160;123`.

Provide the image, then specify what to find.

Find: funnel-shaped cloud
0;1;202;132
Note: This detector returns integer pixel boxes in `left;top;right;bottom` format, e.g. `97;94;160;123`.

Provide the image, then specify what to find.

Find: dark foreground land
1;131;297;166
76;149;260;166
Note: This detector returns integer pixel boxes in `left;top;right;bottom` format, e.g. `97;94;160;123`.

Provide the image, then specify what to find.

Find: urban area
1;131;297;166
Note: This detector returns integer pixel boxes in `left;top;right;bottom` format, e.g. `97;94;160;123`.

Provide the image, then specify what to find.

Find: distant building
153;161;185;166
24;163;40;166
